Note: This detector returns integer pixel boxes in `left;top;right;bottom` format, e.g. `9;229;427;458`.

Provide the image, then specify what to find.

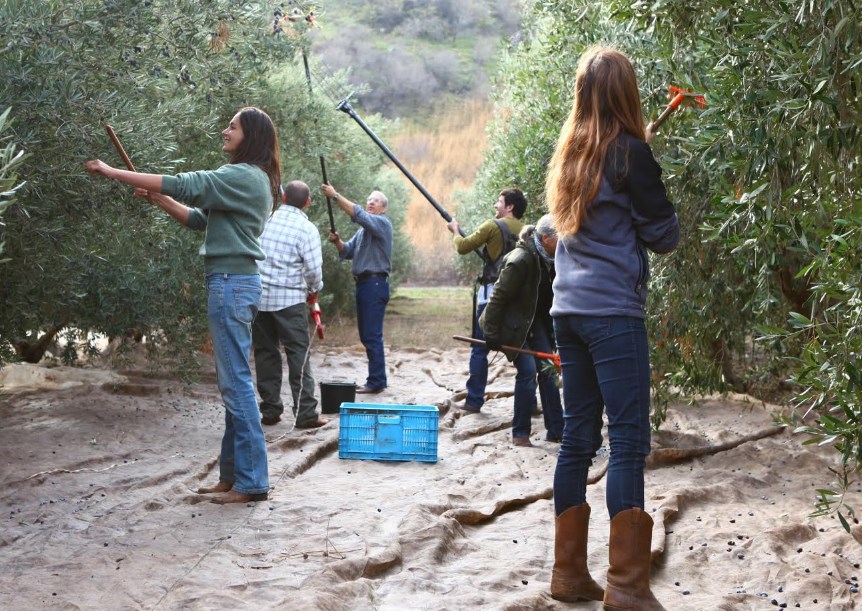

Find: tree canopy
465;0;862;523
0;0;411;367
0;107;27;267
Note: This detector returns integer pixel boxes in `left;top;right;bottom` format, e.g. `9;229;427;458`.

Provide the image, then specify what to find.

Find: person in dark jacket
544;47;679;609
479;214;563;447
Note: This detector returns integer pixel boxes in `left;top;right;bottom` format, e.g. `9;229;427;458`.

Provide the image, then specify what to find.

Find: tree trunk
708;336;745;393
15;323;66;363
776;266;813;315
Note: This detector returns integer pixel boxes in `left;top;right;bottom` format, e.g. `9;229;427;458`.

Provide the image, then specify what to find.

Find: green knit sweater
161;163;273;275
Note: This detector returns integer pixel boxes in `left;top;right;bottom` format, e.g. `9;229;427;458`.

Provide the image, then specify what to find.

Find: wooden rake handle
452;334;561;372
104;123;136;171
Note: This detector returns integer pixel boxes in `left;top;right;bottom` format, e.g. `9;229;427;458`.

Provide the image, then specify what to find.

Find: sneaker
513;437;534;447
461;404;481;414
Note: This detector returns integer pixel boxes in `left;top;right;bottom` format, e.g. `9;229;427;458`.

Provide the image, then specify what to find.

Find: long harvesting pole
302;50;337;233
335;93;467;238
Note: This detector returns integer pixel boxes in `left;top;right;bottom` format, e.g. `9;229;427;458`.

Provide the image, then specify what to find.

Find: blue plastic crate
338;403;439;463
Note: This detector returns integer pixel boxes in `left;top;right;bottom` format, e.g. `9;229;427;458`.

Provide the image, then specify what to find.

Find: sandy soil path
1;346;860;610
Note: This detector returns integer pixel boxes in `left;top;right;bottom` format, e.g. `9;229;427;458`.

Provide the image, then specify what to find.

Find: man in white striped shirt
252;181;328;428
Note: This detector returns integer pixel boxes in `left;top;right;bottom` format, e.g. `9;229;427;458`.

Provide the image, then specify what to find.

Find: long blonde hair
546;47;645;237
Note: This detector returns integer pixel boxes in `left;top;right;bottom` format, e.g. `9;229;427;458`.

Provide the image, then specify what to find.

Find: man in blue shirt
321;183;393;394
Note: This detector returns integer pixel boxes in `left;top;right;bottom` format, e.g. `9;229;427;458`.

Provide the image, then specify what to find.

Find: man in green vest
446;188;526;413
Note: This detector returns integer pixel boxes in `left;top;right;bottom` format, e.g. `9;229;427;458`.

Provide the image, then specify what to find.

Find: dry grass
317;285;474;351
390;99;493;284
315;103;490;348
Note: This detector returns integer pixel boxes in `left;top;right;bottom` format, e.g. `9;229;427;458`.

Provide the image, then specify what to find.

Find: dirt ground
1;343;861;610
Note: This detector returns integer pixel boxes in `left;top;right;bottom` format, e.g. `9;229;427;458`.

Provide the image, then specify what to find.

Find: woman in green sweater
85;107;280;504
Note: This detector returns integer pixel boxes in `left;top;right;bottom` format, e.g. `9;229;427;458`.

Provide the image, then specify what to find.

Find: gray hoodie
551;132;679;319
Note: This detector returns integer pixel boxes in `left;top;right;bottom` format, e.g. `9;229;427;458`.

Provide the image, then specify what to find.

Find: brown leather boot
603;507;665;610
550;503;605;602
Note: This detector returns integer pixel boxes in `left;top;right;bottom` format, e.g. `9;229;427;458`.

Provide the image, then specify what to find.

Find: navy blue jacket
551;132;679;319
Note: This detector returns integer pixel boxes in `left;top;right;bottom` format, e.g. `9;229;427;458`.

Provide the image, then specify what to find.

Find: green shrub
472;0;862;523
0;1;411;369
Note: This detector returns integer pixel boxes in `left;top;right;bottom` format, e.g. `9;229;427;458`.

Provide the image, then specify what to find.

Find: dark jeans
465;302;489;409
512;322;564;440
356;276;389;390
552;314;651;519
252;304;319;426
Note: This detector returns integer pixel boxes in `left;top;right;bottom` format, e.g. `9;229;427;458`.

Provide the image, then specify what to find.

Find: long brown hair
545;47;645;238
229;106;282;209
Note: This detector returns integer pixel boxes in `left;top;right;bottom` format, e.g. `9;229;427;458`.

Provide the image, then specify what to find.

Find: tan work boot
603;507;666;610
550;503;605;602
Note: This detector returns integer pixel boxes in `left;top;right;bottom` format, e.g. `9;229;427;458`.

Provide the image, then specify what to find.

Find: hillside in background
302;0;518;283
308;0;521;118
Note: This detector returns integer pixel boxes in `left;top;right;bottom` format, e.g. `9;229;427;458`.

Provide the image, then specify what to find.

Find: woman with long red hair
546;47;679;610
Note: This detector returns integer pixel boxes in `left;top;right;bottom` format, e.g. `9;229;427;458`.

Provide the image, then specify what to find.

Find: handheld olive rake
650;85;706;131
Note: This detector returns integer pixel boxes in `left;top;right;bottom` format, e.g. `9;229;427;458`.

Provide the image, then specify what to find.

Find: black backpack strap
494;219;514;255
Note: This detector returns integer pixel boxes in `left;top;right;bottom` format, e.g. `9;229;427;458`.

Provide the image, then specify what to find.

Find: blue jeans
207;273;269;495
356;277;389;390
465;302;489;409
512;321;564;440
552;315;651;518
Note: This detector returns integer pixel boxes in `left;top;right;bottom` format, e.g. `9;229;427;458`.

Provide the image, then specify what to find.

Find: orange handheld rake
307;294;325;339
310;302;324;339
651;85;706;131
452;334;561;373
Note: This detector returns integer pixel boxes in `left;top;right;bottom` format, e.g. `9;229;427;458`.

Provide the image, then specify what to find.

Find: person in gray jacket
545;47;679;609
479;214;563;447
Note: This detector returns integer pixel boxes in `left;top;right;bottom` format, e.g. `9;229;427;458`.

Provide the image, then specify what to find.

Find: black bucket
320;381;356;414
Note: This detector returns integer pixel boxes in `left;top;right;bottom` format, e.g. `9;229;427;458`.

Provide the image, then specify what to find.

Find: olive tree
611;0;862;526
0;1;410;367
0;0;299;365
0;107;26;267
472;0;862;522
0;106;28;364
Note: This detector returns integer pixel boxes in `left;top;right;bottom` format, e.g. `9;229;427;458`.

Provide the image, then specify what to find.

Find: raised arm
134;188;192;226
321;183;356;219
84;160;165;193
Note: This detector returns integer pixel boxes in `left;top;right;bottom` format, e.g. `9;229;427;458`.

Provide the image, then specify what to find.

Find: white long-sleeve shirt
257;205;323;311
